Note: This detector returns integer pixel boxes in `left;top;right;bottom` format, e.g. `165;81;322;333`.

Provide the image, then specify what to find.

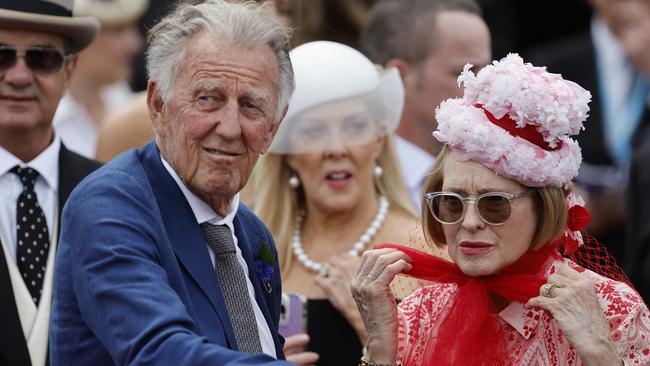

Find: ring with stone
542;283;559;298
319;266;329;278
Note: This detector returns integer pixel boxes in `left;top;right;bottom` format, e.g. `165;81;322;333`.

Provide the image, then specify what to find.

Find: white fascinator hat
269;40;404;154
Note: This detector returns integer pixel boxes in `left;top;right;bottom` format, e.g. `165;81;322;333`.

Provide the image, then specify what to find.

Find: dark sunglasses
0;46;69;74
425;190;537;225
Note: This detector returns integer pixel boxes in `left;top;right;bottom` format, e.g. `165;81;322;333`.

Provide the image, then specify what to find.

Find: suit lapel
57;144;101;234
139;142;238;348
0;237;32;366
0;144;99;366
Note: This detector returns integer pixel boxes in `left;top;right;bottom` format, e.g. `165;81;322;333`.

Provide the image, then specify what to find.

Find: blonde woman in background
254;41;444;365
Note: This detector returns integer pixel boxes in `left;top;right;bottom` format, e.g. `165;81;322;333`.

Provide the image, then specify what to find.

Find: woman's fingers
283;334;310;354
349;249;410;363
355;248;398;281
283;334;319;365
525;264;617;357
377;259;413;286
286;351;319;366
366;250;412;283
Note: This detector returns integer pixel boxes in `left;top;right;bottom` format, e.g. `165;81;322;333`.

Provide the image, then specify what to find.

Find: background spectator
0;1;100;365
52;0;148;158
359;0;491;211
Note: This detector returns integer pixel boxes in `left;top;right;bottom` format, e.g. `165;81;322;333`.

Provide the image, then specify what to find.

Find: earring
289;174;300;188
374;162;383;178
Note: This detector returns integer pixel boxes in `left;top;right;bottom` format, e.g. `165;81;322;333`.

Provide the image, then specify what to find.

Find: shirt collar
160;156;239;227
0;135;61;191
394;136;436;189
498;257;560;339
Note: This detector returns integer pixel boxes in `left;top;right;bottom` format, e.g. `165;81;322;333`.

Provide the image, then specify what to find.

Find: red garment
395;257;650;365
377;243;559;365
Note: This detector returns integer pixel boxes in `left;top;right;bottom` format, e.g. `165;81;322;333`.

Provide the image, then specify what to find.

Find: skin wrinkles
148;30;282;215
442;154;537;277
192;78;270;121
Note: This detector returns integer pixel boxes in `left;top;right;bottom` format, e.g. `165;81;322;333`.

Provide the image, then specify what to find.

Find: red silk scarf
375;243;561;365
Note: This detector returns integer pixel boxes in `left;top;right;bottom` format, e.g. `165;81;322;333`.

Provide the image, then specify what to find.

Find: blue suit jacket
50;142;289;365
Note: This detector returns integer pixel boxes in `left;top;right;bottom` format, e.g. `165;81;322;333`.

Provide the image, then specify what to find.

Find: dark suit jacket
527;30;650;264
625;143;650;302
526;29;650;167
50;142;289;366
0;144;101;366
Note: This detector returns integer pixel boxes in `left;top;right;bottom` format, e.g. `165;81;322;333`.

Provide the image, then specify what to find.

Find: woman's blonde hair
255;135;415;276
422;146;570;250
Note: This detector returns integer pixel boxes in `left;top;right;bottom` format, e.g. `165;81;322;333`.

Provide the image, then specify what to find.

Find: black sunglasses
425;190;537;225
0;46;70;74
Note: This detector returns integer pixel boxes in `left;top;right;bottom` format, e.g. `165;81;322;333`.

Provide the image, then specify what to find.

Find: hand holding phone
283;334;319;365
279;292;307;338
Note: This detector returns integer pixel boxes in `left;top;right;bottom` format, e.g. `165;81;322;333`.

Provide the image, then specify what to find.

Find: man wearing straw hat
0;1;100;365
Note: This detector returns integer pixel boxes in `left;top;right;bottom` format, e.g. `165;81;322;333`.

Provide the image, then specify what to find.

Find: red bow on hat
562;204;592;255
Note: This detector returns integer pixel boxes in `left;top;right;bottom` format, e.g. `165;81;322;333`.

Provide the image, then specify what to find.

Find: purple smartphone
278;292;307;338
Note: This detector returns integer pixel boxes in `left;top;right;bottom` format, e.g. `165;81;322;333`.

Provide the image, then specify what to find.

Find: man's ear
386;58;417;90
260;104;288;154
62;55;78;89
147;81;165;137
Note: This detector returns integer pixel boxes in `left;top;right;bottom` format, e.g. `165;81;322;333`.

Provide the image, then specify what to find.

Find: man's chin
193;180;240;201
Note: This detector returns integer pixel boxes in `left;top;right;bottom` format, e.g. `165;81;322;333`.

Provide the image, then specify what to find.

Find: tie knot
200;223;236;255
10;165;40;190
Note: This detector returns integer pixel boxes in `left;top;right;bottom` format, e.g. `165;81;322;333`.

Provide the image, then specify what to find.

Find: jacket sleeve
53;170;292;366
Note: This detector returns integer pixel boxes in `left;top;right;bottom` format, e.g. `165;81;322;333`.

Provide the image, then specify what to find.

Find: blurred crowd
92;0;650;301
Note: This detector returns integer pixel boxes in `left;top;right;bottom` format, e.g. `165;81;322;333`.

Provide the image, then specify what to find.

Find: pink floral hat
433;53;591;188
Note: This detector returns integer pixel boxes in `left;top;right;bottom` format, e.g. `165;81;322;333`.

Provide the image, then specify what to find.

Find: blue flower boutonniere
255;243;275;294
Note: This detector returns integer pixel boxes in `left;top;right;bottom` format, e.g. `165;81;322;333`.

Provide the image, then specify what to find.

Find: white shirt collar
160;156;239;227
394;136;436;189
591;16;638;106
0;136;60;191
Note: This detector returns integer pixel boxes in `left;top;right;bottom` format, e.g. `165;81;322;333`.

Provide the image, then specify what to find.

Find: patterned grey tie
200;223;263;354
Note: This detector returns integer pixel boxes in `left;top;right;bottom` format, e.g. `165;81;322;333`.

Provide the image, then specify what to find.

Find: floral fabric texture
397;258;650;365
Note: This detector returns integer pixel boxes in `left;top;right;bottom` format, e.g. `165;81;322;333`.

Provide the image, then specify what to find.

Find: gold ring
542;283;559;298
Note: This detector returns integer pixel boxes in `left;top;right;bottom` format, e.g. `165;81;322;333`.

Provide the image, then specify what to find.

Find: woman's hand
283;334;319;366
526;263;621;365
314;254;366;342
350;248;412;365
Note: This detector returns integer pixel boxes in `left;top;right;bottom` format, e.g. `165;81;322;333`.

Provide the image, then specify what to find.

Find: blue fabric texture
50;142;287;365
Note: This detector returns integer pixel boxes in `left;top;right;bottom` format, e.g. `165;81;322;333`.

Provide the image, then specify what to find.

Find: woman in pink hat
351;54;650;366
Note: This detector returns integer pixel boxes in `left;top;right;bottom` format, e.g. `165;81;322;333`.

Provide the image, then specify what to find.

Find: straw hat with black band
0;0;100;53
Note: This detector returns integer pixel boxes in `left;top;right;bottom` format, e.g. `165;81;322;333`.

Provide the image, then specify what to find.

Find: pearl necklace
291;196;389;276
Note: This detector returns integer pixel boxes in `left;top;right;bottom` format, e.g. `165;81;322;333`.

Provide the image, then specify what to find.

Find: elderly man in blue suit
50;1;300;365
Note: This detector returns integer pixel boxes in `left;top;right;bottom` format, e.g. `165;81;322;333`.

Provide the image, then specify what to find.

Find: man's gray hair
359;0;482;66
146;0;294;121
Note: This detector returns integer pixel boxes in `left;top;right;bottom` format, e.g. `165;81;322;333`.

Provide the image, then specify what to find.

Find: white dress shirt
591;16;650;165
0;138;60;261
161;157;277;358
0;137;61;366
394;136;436;212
